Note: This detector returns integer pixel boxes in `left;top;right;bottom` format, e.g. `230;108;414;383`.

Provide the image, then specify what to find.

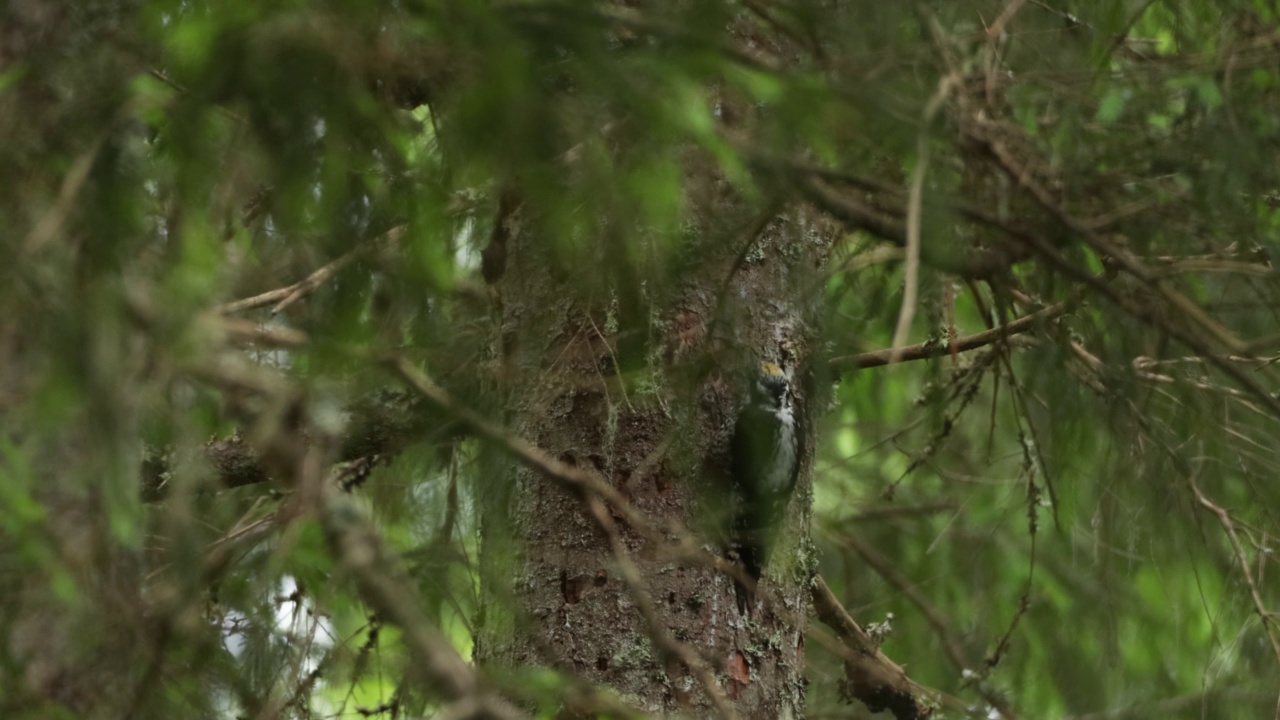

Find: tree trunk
473;192;831;718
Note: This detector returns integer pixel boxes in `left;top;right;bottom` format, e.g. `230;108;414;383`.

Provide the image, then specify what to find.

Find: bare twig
792;173;1018;278
833;300;1069;369
218;225;406;315
1188;475;1280;669
217;316;309;348
1148;258;1273;277
838;502;959;523
967;118;1280;421
889;61;961;364
985;0;1029;40
810;576;945;720
833;534;969;672
889;131;930;364
832;532;1019;719
23;140;102;254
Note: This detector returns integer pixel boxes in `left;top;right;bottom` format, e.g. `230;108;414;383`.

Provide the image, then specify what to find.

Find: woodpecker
730;360;800;613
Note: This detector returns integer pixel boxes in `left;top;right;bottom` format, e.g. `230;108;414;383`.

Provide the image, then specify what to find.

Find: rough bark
473;189;833;718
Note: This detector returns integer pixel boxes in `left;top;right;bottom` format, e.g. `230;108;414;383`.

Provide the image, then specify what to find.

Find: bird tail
733;541;762;615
